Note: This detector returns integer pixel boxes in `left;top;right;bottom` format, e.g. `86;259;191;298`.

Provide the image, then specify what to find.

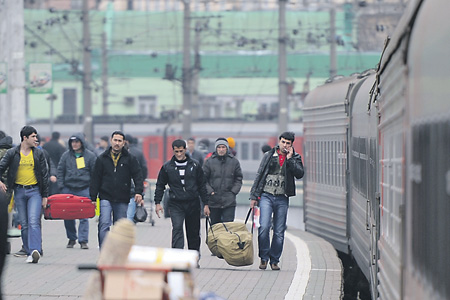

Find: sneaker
26;250;40;264
259;260;268;270
67;240;76;248
14;247;27;257
80;242;89;250
270;263;280;271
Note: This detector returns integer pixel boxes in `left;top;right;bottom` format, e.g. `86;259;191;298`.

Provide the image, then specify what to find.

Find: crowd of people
0;126;304;292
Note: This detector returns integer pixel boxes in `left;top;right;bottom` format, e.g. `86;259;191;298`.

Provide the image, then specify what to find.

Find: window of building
63;88;77;116
138;95;157;117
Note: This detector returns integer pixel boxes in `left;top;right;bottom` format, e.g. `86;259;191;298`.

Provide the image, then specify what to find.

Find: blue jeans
14;186;42;255
62;187;89;243
126;197;136;223
258;193;289;264
98;200;128;248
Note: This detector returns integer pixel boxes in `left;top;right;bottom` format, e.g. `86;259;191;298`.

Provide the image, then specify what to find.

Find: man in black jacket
90;131;143;248
42;131;66;195
249;132;304;271
154;139;208;254
0;126;49;264
203;137;243;225
58;133;97;249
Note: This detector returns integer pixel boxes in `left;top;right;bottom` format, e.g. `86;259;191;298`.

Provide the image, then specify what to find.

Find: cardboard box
103;269;166;300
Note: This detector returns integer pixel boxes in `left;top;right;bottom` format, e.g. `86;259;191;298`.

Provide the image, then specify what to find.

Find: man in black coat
89;131;143;248
154;139;208;255
249;131;304;271
203;137;243;225
42;131;65;195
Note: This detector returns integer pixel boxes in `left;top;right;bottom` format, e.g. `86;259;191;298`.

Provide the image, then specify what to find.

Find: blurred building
25;0;408;12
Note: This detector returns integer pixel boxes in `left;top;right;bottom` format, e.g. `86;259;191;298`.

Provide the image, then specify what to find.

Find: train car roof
303;75;360;109
407;0;450;118
378;0;423;74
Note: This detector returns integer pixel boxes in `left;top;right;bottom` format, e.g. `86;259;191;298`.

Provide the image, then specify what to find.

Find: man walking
124;134;148;222
90;131;143;248
203;138;243;225
57;133;97;249
42;131;66;195
187;137;204;167
0;126;49;263
249;132;304;271
154;139;208;256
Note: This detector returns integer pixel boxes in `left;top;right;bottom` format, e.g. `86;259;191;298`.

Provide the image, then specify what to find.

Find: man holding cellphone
249;132;304;271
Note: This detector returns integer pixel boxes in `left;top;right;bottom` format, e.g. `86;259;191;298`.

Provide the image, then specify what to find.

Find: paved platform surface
2;208;342;300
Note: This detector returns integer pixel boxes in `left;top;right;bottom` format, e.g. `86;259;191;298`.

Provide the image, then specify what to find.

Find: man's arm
202;159;214;195
154;165;168;218
89;158;102;201
231;159;243;195
286;152;304;179
130;155;144;205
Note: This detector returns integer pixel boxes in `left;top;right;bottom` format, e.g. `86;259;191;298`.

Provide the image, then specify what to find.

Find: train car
402;0;450;298
302;75;359;254
303;0;450;299
31;121;303;180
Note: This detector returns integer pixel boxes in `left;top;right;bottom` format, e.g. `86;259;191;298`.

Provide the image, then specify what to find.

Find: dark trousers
168;200;201;252
209;206;236;225
0;191;8;300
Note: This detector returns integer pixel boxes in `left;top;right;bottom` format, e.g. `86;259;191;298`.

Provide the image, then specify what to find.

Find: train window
331;141;336;186
360;137;367;197
352;137;360;192
149;142;159;159
326;141;329;185
241;142;249;160
252;142;260;160
321;141;325;184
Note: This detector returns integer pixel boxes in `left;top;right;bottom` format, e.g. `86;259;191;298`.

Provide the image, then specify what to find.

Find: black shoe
67;240;76;248
80;242;89;250
259;260;267;270
14;246;27;257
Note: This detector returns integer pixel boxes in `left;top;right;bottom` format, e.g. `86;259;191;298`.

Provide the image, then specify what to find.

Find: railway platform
2;206;342;300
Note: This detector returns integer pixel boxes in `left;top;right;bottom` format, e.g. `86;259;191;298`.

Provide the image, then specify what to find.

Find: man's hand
134;194;144;205
250;199;258;208
286;146;294;159
204;204;210;217
155;203;163;218
50;176;57;183
42;197;48;208
0;181;6;193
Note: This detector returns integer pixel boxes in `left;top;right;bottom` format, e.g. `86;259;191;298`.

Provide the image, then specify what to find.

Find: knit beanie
215;137;229;150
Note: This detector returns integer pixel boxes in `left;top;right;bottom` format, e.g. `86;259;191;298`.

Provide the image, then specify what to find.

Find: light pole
47;94;57;134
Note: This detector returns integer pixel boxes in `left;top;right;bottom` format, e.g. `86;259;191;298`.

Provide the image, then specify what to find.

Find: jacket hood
0;135;13;149
68;132;86;152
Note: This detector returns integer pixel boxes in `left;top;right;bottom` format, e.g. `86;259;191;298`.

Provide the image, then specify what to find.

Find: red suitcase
44;194;95;220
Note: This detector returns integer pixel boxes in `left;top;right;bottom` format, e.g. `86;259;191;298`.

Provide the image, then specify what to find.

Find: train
31;121;303;180
302;0;450;299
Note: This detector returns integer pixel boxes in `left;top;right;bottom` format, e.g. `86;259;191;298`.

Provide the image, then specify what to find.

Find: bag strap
205;216;215;244
244;207;254;234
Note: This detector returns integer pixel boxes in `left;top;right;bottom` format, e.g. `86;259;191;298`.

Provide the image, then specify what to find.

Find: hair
20;126;37;141
51;131;60;140
172;139;186;149
279;131;295;142
261;144;271;153
0;130;5;140
111;130;125;140
187;137;195;142
100;136;109;142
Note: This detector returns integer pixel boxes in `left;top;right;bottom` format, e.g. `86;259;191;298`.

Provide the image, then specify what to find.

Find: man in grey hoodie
57;133;97;249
